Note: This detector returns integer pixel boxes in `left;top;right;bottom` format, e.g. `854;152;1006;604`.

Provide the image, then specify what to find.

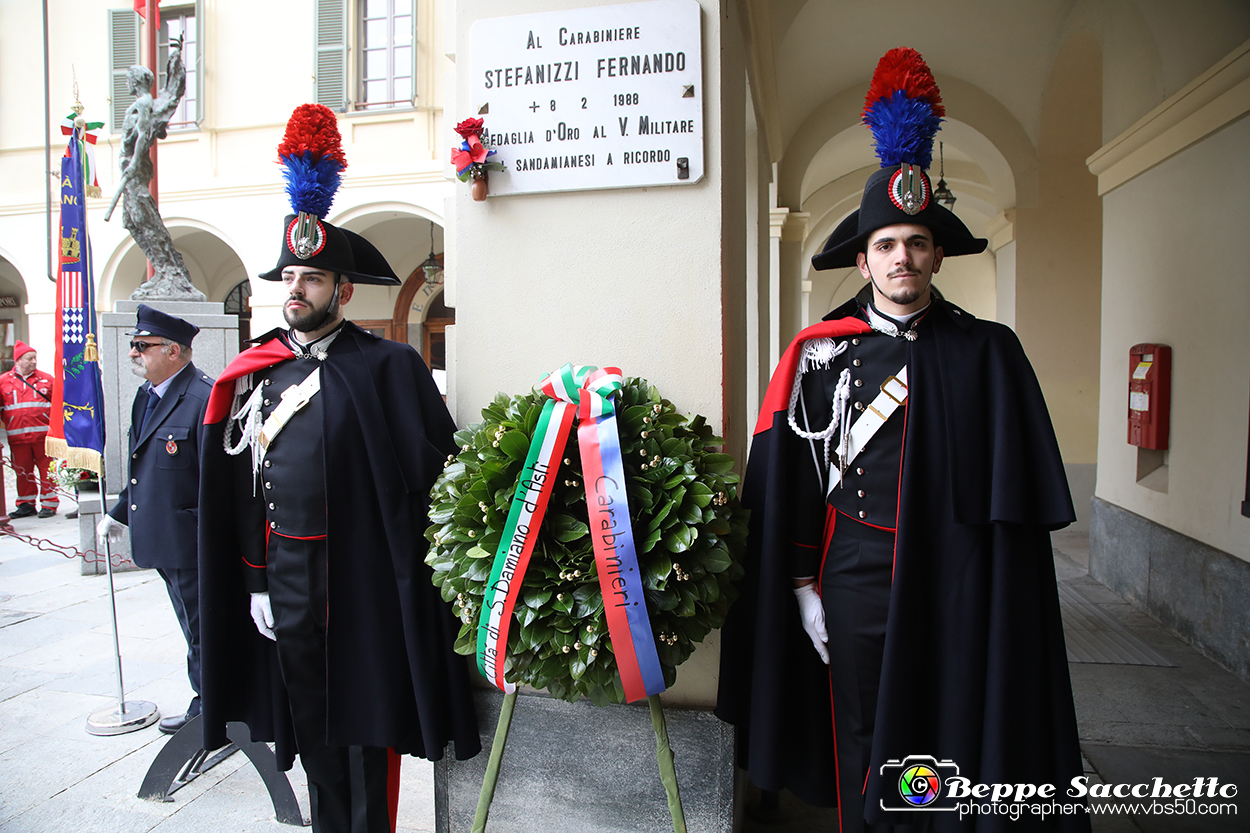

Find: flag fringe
45;437;103;476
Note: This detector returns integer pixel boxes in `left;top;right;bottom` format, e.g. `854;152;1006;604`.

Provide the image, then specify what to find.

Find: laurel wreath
425;378;748;706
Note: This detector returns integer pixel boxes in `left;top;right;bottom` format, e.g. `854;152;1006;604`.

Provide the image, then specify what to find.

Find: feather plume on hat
861;48;945;171
277;103;347;220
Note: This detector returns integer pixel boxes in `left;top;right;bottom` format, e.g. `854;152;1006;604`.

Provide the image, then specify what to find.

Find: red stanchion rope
0;456;134;568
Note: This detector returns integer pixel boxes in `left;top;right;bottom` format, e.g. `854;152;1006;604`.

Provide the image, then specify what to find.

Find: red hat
13;341;34;360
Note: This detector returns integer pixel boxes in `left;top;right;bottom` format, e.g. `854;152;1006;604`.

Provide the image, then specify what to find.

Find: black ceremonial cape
198;323;480;768
716;300;1088;831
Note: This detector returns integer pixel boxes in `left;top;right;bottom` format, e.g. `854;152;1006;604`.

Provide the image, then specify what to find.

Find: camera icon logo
879;755;960;811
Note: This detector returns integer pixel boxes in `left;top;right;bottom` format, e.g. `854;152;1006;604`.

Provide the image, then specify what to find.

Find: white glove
250;592;276;641
96;514;126;544
793;583;829;664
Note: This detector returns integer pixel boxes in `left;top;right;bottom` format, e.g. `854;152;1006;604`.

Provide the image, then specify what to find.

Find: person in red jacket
0;341;58;518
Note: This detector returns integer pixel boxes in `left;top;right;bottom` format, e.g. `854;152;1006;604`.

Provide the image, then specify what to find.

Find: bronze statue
106;36;206;302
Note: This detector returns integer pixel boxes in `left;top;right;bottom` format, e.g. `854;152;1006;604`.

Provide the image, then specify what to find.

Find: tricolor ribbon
60;114;104;198
476;364;666;703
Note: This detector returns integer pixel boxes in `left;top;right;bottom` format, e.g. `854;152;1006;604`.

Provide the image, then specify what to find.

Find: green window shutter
315;0;348;112
108;8;141;134
193;0;204;125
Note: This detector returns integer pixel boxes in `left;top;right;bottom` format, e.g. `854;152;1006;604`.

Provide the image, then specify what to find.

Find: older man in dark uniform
97;305;212;734
717;50;1088;832
197;211;479;832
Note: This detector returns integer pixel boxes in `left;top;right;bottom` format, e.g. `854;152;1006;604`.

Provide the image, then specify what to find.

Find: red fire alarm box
1128;344;1171;450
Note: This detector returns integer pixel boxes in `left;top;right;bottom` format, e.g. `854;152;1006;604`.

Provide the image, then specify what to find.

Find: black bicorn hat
126;303;200;346
258;214;401;286
811;48;988;271
259;104;400;286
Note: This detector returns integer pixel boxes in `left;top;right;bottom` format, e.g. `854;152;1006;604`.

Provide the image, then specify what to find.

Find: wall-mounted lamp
420;224;443;286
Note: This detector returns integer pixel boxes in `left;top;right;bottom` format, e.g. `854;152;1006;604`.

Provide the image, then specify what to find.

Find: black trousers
821;516;930;833
156;566;201;716
267;535;398;833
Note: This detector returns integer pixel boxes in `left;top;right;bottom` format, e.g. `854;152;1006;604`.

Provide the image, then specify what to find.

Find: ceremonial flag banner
46;124;106;474
476;364;666;703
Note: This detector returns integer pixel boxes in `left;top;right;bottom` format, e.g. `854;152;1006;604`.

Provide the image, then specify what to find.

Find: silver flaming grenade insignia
287;212;326;260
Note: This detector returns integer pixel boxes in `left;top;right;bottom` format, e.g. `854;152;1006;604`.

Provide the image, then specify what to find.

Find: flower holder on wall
453;117;504;200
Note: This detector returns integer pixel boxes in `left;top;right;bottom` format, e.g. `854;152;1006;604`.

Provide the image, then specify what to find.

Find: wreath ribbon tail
579;408;666;703
475;399;576;692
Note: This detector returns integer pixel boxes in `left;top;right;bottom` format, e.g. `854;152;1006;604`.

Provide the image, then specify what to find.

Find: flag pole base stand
86;700;160;735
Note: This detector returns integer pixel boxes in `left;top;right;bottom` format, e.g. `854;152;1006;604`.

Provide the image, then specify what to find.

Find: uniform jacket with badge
716;298;1087;830
109;363;213;570
197;322;480;768
0;369;54;445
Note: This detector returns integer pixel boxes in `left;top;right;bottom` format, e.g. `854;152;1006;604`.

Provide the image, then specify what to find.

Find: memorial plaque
469;0;703;196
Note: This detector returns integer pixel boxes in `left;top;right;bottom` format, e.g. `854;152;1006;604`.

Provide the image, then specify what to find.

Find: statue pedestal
100;301;239;501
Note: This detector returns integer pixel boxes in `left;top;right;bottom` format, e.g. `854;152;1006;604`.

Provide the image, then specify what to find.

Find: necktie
139;388;160;435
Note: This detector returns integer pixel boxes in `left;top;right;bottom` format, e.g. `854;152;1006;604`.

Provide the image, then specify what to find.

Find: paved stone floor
1;507;1247;832
0;501;434;833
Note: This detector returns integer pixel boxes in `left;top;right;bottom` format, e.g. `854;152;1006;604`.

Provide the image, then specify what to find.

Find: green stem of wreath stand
470;692;686;833
471;690;517;833
649;694;687;833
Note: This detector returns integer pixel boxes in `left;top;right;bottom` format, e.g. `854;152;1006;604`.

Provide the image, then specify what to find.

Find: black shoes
37;508;56;519
159;712;193;735
8;505;36;518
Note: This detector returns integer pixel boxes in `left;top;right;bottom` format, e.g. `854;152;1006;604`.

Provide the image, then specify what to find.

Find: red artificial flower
451;134;490;174
454;118;485;140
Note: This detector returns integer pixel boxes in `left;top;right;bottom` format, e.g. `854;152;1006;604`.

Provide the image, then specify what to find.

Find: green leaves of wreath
426;378;748;706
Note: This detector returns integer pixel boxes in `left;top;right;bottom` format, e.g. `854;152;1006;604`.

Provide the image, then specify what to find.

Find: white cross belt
258;368;322;451
826;366;908;495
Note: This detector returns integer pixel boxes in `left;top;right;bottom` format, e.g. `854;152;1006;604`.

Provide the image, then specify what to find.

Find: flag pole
53;108;158;735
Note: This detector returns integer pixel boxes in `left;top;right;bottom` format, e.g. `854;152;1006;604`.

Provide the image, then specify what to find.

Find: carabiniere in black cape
716;298;1090;832
197;322;480;768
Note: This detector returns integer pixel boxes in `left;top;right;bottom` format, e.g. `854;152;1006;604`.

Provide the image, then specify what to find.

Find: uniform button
132;453;138;459
265;482;272;490
264;460;271;468
268;502;275;510
264;399;271;406
858;489;866;498
131;478;137;484
269;521;277;529
854;379;863;387
131;504;137;511
852;338;860;346
264;379;272;386
854;402;864;411
858;510;866;519
853;359;862;367
856;467;865;475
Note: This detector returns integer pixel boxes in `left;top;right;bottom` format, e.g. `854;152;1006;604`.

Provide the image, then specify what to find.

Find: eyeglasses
129;340;160;352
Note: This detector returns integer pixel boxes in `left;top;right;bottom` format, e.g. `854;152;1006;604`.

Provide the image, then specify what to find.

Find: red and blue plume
861;48;945;170
277;104;347;219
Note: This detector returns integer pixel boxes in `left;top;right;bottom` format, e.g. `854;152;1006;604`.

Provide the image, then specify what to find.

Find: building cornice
1087;39;1250;195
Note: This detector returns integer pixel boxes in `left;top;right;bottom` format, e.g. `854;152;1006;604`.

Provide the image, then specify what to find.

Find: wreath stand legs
470;692;688;833
471;690;516;833
648;694;688;833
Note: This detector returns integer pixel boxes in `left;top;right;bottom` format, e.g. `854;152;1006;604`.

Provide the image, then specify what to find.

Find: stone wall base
435;688;736;833
1090;496;1250;683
